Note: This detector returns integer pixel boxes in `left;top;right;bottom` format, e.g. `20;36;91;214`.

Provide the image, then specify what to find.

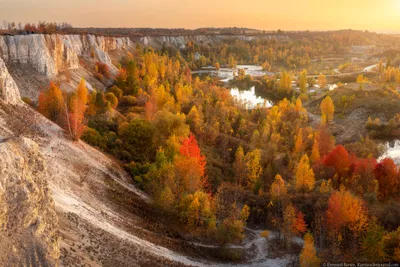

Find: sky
0;0;399;32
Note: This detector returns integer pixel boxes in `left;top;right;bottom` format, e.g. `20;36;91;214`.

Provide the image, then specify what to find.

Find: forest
34;31;400;265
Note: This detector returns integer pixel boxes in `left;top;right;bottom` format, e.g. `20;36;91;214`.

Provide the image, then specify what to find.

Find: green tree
118;119;156;162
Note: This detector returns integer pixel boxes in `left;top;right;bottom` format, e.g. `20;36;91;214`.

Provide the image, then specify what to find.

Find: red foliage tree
349;157;377;194
180;134;206;177
293;211;307;235
323;145;352;181
374;158;399;200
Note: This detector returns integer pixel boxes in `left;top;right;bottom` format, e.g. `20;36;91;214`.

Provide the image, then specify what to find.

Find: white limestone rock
0;57;21;105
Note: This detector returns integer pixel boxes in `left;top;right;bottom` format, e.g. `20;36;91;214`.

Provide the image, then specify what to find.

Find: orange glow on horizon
0;0;399;32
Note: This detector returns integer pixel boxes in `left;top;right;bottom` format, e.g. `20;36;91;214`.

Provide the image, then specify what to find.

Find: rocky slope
0;134;59;267
0;34;132;100
0;57;21;104
0;34;131;77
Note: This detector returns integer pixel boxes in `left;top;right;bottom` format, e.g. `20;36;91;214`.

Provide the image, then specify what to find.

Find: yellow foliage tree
295;155;315;193
317;73;327;88
295;98;303;112
270;174;287;201
300;233;320;267
245;149;263;191
320;96;335;123
233;145;246;186
311;136;320;162
294;128;304;154
299;69;308;93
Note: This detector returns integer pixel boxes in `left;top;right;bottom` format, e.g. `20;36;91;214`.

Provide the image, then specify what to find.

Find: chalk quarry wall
0;34;132;78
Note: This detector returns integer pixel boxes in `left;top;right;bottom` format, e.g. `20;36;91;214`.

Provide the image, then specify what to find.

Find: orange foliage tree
326;188;368;240
38;82;65;123
374;158;399;200
68;79;88;140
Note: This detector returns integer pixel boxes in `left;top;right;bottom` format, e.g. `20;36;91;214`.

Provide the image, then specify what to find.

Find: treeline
0;21;72;34
180;31;400;71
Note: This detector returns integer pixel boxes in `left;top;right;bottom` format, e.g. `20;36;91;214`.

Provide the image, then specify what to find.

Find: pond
231;86;273;109
378;140;400;165
192;65;274;109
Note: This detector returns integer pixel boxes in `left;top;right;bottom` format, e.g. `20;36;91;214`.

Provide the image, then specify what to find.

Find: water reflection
193;65;274;109
378;140;400;165
230;86;273;109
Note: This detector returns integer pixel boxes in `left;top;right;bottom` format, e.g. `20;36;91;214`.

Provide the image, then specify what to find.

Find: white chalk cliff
0;58;21;105
0;34;132;78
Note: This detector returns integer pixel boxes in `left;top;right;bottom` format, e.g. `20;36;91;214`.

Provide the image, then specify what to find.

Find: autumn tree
168;134;208;197
282;203;307;248
262;60;271;71
374;158;399;200
315;126;335;157
279;71;292;95
68;79;88;140
299;69;308;93
187;106;203;134
38;82;65;123
216;204;250;246
244;149;263;192
270;174;287;201
295;155;315;193
180;134;206;177
317;73;327;88
320;96;335;123
233;145;246;186
326;189;368;247
323;145;351;186
178;191;215;230
300;233;320;267
311;136;320;162
294;128;304;154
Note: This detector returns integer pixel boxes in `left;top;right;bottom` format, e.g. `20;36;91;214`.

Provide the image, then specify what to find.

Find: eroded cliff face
0;136;59;266
0;34;132;77
0;57;21;105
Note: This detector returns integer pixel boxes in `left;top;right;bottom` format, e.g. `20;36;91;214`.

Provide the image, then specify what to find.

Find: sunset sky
1;0;399;32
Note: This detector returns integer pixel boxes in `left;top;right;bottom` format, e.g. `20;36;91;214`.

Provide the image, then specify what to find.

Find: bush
81;127;106;149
